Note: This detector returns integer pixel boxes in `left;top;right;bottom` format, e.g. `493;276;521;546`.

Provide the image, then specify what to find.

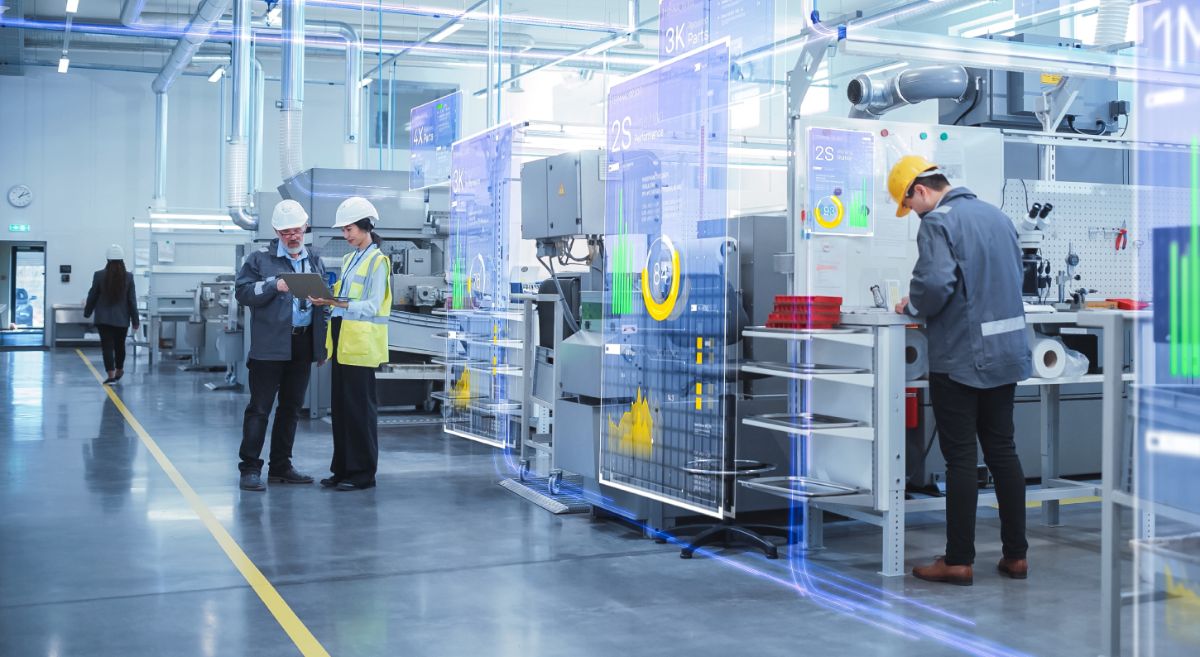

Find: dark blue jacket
905;187;1032;388
235;239;328;362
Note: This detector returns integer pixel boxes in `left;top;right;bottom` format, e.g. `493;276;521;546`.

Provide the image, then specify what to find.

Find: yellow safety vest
326;247;392;368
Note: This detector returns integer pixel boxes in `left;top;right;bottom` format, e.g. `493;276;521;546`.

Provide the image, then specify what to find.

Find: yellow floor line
76;350;330;657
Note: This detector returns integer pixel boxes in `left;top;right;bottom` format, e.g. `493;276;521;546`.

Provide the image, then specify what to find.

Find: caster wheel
680;551;693;559
548;471;562;495
518;460;530;482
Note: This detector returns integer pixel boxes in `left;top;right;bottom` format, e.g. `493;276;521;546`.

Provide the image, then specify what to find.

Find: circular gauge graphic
467;254;490;309
640;235;682;322
813;194;845;229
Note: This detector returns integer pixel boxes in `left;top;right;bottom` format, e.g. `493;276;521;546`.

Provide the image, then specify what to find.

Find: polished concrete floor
0;349;1185;656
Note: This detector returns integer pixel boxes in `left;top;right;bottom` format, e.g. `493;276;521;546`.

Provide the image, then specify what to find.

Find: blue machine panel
410;91;462;191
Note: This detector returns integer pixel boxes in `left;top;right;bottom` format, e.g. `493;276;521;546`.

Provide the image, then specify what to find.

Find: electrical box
520;150;606;240
397;247;433;276
940;34;1120;133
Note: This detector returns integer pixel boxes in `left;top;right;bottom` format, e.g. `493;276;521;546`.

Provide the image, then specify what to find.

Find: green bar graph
1168;138;1200;377
611;187;635;315
847;176;870;229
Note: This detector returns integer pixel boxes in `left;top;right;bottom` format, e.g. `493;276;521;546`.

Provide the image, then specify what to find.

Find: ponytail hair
353;217;383;247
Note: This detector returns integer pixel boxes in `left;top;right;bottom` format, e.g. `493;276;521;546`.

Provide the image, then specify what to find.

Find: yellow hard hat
887;155;940;217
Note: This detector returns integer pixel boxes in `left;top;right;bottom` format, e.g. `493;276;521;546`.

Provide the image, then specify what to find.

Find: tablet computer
279;273;340;301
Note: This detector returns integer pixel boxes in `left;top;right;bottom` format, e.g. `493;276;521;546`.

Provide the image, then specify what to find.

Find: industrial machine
938;34;1123;134
509;149;795;536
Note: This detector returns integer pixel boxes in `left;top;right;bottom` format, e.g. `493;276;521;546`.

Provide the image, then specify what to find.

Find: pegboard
1002;180;1188;300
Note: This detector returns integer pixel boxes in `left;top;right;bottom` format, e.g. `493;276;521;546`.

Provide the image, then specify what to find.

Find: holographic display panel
600;41;730;517
658;0;774;78
806;127;876;237
410;91;462;190
443;124;517;448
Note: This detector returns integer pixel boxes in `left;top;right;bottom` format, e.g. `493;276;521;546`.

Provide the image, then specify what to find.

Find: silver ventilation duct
150;0;231;94
847;65;969;119
226;0;255;230
280;0;305;182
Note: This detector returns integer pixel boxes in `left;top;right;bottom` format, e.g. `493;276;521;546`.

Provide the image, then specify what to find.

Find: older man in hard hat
889;155;1032;586
233;200;328;492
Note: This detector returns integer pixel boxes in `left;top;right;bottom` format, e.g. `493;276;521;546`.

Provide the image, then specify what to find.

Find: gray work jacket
235;239;328;362
904;187;1032;388
84;271;138;329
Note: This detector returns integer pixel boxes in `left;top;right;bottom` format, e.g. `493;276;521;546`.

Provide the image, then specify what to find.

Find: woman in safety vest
309;197;392;491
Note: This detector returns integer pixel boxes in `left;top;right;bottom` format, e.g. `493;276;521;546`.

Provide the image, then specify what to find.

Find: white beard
285;243;304;255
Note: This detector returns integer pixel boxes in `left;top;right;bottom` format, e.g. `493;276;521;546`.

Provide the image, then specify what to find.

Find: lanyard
341;246;374;295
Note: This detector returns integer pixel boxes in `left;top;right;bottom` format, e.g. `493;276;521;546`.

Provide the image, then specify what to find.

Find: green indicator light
940;132;949;141
919;132;927;140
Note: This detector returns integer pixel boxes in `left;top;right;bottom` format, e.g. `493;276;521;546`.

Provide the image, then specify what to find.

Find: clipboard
279;273;340;301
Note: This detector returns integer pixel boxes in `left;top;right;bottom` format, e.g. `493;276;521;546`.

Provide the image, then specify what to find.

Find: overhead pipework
279;0;305;182
226;0;256;230
846;64;969;119
150;0;231;94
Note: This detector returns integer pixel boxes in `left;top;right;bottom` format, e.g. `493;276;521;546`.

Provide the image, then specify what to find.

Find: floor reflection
82;398;136;512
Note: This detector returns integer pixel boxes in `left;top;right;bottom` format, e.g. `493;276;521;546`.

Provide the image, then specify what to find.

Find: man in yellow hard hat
888;156;1032;586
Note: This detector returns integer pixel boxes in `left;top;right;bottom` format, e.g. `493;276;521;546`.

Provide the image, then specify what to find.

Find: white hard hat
271;199;309;231
106;244;125;260
333;197;379;229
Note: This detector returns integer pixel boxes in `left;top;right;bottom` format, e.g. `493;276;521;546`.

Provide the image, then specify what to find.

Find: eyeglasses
277;228;305;237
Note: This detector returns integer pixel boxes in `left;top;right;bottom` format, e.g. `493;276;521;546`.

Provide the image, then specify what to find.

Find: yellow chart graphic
451;369;472;409
608;388;654;459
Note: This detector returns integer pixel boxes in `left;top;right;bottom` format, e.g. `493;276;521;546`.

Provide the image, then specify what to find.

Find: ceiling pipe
119;0;149;27
153;92;168;210
847;64;970;118
279;0;305;182
227;0;256;230
150;0;232;94
14;18;648;71
304;0;628;35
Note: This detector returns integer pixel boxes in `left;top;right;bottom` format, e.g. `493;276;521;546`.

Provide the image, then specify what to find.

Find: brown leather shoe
912;557;974;586
997;557;1029;580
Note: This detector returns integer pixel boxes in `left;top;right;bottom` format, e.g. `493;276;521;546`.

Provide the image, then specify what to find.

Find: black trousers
329;318;379;485
97;324;128;372
238;328;313;475
929;373;1029;566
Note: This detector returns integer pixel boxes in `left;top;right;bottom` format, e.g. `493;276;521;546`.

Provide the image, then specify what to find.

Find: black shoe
335;480;376;491
239;472;266;491
267;468;314;484
319;477;342;488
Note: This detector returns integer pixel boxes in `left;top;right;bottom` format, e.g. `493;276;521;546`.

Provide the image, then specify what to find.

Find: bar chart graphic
1166;139;1200;378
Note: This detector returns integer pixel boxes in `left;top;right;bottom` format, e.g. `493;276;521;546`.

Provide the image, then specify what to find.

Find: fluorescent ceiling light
585;35;628;56
65;0;79;14
428;22;464;43
207;66;225;83
57;57;70;73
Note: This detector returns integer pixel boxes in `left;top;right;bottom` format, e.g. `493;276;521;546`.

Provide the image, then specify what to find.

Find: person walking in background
233;200;328;492
84;244;139;385
309;197;392;491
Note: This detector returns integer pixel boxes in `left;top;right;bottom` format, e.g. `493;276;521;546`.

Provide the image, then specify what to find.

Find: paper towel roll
905;329;929;381
1031;335;1068;379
